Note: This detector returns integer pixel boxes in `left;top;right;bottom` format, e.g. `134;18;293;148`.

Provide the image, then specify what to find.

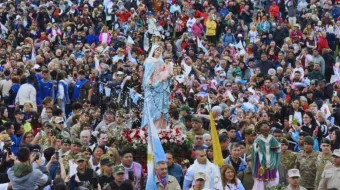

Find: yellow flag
209;111;224;166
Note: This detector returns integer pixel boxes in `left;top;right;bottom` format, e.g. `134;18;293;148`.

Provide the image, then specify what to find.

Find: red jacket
269;5;279;17
290;30;303;42
317;36;329;53
116;11;132;23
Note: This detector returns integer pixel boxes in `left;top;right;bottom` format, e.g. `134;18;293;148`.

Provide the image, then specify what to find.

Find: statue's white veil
146;44;164;64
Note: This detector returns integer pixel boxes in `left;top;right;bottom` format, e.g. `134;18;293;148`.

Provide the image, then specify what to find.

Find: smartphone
7;147;11;155
55;152;59;161
289;115;293;125
33;149;40;161
200;104;205;109
128;171;134;181
334;91;338;97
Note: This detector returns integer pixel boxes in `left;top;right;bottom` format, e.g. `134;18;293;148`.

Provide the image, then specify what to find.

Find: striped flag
145;104;166;189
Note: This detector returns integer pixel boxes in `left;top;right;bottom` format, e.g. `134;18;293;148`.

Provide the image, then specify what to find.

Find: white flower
132;144;137;149
140;130;145;138
130;130;136;138
170;139;174;143
142;139;146;144
166;128;170;132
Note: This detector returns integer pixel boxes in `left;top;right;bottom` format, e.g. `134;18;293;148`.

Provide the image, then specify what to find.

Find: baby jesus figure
159;61;174;82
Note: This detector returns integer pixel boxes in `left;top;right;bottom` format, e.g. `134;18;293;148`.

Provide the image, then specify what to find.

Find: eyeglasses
322;145;330;147
117;173;125;175
77;160;85;163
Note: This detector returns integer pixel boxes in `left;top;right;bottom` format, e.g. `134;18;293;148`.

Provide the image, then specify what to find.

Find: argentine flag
146;104;166;189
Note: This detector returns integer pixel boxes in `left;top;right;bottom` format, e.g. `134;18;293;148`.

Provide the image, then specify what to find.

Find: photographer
8;147;51;190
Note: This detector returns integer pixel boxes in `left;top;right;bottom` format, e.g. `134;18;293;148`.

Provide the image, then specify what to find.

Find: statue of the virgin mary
141;43;173;129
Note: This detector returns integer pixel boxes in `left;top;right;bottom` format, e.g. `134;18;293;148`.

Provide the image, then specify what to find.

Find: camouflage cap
75;153;86;162
100;157;114;166
245;128;255;136
280;138;289;145
114;165;125;174
61;138;71;144
191;116;202;123
71;138;82;146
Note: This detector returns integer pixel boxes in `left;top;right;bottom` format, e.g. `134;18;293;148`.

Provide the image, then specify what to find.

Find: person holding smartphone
8;147;51;190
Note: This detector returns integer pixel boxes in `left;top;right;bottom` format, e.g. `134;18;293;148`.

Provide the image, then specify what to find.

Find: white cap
33;64;41;70
288;169;300;178
54;117;64;124
333;149;340;157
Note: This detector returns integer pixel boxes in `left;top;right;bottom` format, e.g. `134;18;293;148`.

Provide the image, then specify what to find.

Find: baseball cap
100;157;114;166
14;110;24;115
114;165;125;174
332;149;340;157
61;138;71;144
194;172;206;180
33;64;41;70
71;138;82;146
55;117;64;124
245;128;255;136
191;116;202;123
75;153;86;162
288;169;300;178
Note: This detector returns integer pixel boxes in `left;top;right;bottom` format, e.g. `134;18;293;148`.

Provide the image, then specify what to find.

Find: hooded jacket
7;164;50;190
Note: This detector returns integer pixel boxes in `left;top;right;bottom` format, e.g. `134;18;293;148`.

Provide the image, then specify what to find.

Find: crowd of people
0;0;340;189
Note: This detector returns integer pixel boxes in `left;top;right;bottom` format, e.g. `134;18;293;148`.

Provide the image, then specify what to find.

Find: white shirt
186;18;196;32
57;80;67;100
15;83;37;108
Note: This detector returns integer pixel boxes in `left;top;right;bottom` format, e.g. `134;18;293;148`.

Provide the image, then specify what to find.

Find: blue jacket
37;79;54;105
86;34;98;45
10;134;23;155
168;163;184;186
219;8;229;20
222;33;236;47
224;156;247;174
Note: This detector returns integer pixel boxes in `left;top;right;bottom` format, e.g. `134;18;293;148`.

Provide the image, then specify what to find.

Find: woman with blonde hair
221;164;245;190
107;147;121;165
99;26;111;45
248;25;258;43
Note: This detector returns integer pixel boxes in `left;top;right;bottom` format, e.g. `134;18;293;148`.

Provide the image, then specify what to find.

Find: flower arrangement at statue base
157;128;192;160
116;127;192;173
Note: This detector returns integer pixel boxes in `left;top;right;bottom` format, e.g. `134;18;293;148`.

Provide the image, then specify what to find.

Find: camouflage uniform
296;150;319;190
38;135;51;151
63;150;77;174
186;128;209;142
281;150;297;170
70;123;81;138
63;138;82;174
314;153;333;190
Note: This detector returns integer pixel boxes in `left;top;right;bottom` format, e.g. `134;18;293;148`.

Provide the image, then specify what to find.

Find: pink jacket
191;23;204;38
99;32;111;45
